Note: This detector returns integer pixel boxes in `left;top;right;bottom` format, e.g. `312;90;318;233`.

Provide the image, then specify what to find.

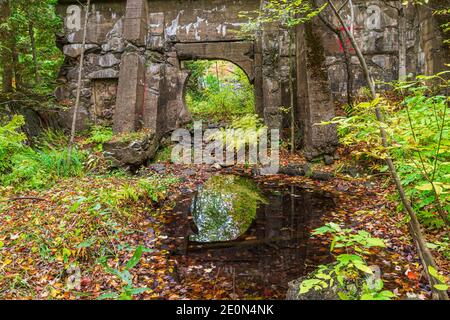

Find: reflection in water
178;175;335;298
190;175;266;243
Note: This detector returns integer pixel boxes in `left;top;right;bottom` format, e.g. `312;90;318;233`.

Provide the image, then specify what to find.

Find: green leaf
337;254;363;265
426;242;439;249
125;245;143;270
76;239;95;249
312;226;332;235
428;266;447;283
330;237;338;252
118;270;132;285
119;292;133;300
434;284;449;291
316;272;331;280
360;293;375;300
380;291;396;299
366;237;386;248
97;292;119;300
299;279;322;294
415;183;434;191
328;222;342;232
0;241;4;249
70;201;80;213
127;287;150;295
337;292;350;300
354;261;374;274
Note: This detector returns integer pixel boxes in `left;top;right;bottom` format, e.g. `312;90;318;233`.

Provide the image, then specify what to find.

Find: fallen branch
188;235;305;251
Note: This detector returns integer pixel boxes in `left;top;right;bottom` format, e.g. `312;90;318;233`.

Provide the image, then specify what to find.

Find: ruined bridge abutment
55;0;448;159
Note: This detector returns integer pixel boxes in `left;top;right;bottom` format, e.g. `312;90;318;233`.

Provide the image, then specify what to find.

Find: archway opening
183;60;256;123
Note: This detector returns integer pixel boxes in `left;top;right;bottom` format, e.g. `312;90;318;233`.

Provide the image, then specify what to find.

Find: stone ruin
54;0;448;161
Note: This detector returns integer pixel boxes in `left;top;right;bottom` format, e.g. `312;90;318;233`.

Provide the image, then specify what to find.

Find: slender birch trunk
68;0;90;163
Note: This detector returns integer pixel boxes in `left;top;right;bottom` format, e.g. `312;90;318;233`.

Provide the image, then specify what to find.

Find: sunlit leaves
329;75;450;228
312;222;386;253
239;0;326;38
428;266;449;291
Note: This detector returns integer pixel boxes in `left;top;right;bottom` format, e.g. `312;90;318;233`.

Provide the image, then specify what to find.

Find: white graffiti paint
65;5;81;31
216;24;227;37
166;11;184;37
166;10;238;40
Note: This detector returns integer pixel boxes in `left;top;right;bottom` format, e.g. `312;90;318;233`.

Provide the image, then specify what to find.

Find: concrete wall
54;0;448;160
318;0;449;101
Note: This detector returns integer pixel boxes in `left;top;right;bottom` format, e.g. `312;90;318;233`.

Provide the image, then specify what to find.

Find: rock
342;165;359;178
310;171;333;181
103;131;158;170
54;86;70;101
211;163;222;170
63;44;99;58
279;164;305;176
87;69;119;79
148;163;166;174
324;155;335;166
89;53;121;68
102;37;125;53
182;169;196;177
60;105;90;131
278;164;334;181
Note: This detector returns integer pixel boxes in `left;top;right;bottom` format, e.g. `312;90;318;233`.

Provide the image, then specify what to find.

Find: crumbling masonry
55;0;448;159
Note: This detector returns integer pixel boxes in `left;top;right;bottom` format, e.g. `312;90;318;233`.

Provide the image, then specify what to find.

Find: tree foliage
185;60;255;121
0;0;62;93
329;73;449;229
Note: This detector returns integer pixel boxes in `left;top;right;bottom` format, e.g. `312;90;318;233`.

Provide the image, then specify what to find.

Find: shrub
328;74;449;228
0;115;85;190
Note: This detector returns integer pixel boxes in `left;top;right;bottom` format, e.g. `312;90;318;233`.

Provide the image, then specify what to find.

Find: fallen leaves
0;150;446;300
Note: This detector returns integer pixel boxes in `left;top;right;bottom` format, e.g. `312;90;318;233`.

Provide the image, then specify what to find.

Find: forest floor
0;145;447;300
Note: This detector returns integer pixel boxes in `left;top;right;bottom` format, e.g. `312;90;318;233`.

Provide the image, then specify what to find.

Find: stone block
63;44;99;58
87;68;119;79
113;52;145;133
123;0;148;46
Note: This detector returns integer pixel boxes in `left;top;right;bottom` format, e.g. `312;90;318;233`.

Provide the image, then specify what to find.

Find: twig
8;197;46;202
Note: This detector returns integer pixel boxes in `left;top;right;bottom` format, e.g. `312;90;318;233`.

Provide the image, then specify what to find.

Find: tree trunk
289;29;296;154
29;22;40;83
11;31;21;90
0;0;13;93
68;0;91;162
328;0;449;301
398;3;407;80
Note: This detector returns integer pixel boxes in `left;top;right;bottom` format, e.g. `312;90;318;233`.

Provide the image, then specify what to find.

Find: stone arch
175;42;255;83
173;41;261;122
180;56;257;120
55;0;340;159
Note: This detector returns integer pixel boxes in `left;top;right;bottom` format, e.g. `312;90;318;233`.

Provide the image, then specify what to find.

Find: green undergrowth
0;115;85;191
